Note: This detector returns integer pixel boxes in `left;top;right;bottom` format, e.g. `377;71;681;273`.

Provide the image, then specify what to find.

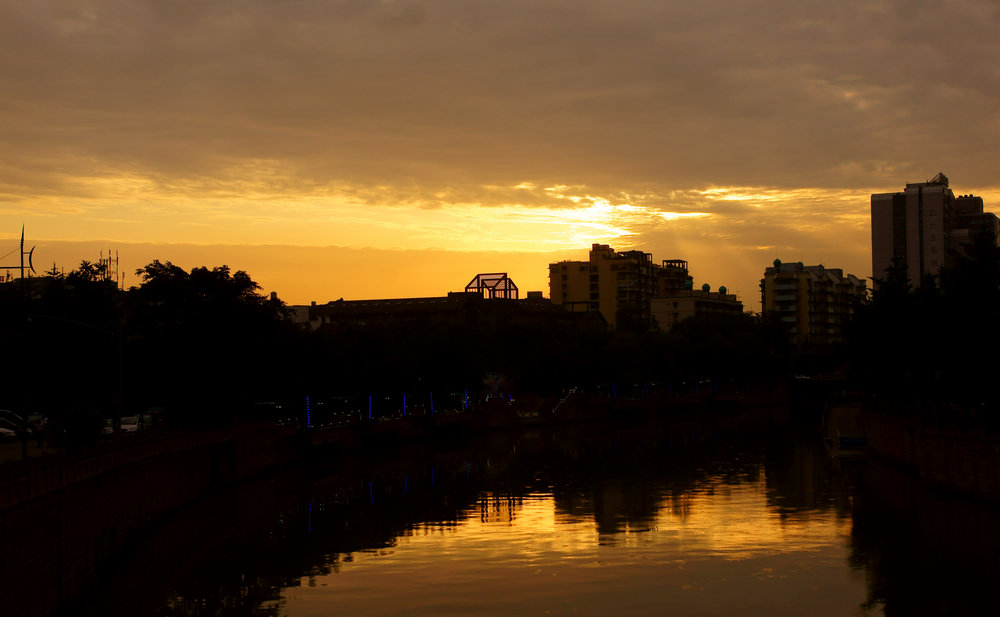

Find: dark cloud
2;0;997;311
3;0;998;199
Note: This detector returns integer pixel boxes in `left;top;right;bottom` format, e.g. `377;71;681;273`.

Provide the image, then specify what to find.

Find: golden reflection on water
282;474;871;617
653;477;852;560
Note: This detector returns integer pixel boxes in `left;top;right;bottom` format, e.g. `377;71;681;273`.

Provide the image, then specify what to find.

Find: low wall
867;412;1000;501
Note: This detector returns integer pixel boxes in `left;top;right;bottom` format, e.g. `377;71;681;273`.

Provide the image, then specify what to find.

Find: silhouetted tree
0;262;122;424
122;261;291;423
662;312;786;384
851;240;1000;419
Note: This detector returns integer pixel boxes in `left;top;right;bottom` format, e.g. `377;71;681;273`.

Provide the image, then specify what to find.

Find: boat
823;402;868;458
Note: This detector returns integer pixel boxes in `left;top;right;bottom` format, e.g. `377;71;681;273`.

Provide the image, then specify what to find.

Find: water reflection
849;461;1000;615
68;424;1000;617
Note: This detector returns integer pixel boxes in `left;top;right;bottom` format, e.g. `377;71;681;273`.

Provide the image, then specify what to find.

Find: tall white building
871;172;997;287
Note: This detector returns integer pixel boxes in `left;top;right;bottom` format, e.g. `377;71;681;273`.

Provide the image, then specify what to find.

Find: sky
3;0;1000;309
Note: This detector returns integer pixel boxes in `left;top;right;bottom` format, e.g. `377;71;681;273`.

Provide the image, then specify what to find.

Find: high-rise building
760;260;867;346
548;244;741;329
871;172;998;286
549;244;664;328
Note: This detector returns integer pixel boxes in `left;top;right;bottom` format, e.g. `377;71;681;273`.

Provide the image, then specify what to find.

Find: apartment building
549;244;741;329
871;172;998;286
760;260;867;346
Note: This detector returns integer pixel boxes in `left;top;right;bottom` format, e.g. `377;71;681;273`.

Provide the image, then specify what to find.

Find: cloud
3;0;999;308
4;0;999;197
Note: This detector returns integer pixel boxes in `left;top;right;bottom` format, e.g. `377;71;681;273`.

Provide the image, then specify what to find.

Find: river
69;421;1000;616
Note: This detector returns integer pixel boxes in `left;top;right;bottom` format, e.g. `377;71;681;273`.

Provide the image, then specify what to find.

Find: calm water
276;488;864;617
77;423;1000;616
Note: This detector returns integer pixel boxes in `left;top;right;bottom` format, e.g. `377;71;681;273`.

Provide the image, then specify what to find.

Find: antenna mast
1;226;36;280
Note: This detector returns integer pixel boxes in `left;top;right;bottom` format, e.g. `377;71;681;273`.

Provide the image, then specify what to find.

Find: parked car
0;417;22;437
120;416;141;433
0;409;24;427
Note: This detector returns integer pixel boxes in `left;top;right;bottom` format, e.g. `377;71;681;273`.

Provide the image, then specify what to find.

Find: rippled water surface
279;485;865;617
73;423;1000;617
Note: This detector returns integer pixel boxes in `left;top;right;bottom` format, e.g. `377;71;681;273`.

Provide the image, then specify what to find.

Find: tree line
5;240;996;445
0;258;796;435
849;235;1000;421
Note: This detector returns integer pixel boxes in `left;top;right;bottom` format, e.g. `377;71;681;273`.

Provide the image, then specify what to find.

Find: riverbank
54;415;1000;617
1;391;793;617
866;409;1000;502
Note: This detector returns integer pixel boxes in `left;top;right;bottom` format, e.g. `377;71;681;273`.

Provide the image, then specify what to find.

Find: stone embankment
866;411;1000;501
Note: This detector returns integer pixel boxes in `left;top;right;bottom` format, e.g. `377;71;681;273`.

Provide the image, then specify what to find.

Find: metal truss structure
465;272;519;300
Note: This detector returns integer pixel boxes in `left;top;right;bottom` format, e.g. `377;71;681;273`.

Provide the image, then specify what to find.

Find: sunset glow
3;0;1000;308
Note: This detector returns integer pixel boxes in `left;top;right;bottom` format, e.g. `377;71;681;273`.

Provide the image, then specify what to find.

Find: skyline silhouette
5;1;1000;308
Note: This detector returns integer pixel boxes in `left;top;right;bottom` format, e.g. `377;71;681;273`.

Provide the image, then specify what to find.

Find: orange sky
4;1;1000;310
